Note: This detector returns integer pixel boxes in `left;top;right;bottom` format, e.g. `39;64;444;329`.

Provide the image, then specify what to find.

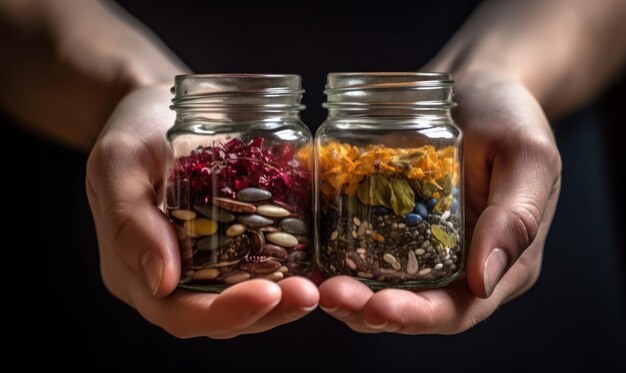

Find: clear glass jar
314;72;463;289
164;74;314;292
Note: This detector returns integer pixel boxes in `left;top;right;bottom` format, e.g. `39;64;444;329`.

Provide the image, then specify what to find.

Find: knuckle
508;204;542;251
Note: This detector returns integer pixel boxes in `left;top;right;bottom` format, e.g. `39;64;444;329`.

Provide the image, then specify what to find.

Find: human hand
86;85;319;339
318;71;562;334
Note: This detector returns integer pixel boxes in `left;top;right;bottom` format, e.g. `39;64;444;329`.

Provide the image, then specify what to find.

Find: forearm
428;0;626;118
0;0;189;150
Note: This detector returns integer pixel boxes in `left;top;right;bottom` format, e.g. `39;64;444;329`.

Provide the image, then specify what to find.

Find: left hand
318;71;562;334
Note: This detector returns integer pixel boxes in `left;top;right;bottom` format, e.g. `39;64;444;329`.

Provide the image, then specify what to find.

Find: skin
2;0;625;337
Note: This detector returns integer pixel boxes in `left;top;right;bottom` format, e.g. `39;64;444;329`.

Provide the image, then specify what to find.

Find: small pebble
226;224;246;237
391;222;398;230
434;263;444;270
398;223;407;229
266;232;299;247
256;204;291;218
171;209;197;221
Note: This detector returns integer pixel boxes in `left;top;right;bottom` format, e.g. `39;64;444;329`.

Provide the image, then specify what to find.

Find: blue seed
451;199;459;214
413;202;428;218
426;198;437;211
405;213;423;226
372;206;390;215
452;187;459;197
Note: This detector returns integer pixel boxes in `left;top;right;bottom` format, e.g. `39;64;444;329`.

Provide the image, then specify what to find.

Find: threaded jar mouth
323;72;456;110
171;74;305;112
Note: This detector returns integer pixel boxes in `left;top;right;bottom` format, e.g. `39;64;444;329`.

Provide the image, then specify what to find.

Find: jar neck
323;72;455;120
170;74;305;124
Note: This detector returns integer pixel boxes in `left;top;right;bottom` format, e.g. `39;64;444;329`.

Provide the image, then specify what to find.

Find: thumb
87;138;180;298
466;135;561;298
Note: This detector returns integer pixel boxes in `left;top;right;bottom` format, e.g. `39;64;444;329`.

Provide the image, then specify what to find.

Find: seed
419;268;432;275
266;232;299;247
357;224;367;236
357;271;374;279
398;223;407;229
353;217;361;226
171;209;197;221
416;248;426;255
346;258;357;270
434;263;443;270
331;231;339;240
212;197;256;213
356;248;366;254
406;251;418;274
391;222;398;230
184;218;218;236
352;230;358;238
383;253;397;264
372;232;385;243
392;261;401;270
224;271;251;284
278;266;289;273
365;229;373;235
260;271;284;281
256;204;291;218
226;223;246;237
192;268;219;280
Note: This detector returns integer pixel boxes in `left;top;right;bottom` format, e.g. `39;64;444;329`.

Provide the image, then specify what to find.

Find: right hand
86;84;319;339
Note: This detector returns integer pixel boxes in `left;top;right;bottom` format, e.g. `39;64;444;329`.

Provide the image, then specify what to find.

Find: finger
86;86;180;297
218;277;320;337
318;276;373;323
360;280;501;334
467;132;561;298
130;278;282;339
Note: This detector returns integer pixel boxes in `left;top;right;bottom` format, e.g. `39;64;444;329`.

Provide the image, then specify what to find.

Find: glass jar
164;74;314;292
314;72;463;289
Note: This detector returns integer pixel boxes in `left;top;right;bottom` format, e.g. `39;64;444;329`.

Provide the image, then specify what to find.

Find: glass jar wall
315;72;463;289
165;74;313;292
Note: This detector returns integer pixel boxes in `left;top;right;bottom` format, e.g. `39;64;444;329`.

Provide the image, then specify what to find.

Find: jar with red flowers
164;74;313;292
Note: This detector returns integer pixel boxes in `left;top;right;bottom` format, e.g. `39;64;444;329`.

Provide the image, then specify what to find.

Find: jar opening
171;74;305;112
324;72;456;111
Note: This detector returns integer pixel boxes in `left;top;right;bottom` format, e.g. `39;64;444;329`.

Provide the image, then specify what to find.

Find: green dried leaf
434;194;453;212
357;181;371;205
431;224;457;248
389;178;415;216
371;174;392;209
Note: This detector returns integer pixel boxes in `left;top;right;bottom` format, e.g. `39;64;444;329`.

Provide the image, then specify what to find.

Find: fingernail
364;319;388;330
483;248;508;297
286;304;318;318
320;305;352;318
140;250;163;296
